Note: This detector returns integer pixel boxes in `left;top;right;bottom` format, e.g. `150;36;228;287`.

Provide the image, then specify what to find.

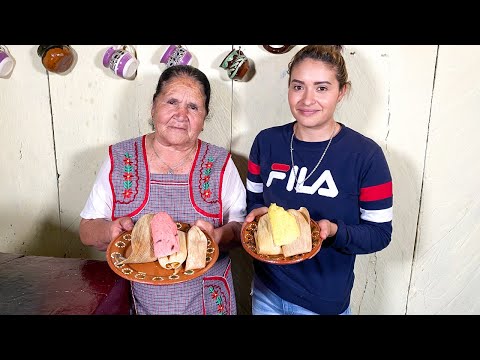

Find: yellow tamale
267;203;300;246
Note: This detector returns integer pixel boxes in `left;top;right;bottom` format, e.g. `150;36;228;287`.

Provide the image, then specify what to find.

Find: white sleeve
80;156;113;220
80;156;245;223
221;157;246;224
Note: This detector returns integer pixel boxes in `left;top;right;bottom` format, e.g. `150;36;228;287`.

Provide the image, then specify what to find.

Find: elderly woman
79;65;246;315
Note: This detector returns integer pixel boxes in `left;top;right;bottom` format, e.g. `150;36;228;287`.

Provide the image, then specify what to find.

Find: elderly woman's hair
152;65;211;115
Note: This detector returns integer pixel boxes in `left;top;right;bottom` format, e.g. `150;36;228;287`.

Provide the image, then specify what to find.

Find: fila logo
266;164;338;197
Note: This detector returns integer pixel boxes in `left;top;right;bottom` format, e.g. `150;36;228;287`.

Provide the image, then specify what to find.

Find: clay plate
106;222;219;285
241;216;321;265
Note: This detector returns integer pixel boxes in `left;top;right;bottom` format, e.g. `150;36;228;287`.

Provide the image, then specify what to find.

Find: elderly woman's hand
109;217;134;242
79;216;134;252
193;219;243;251
193;219;216;243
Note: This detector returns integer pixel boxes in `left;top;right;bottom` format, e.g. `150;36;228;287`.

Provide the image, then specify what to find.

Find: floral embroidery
201;156;215;200
210;288;218;299
193;144;221;220
207;285;227;315
114;140;143;211
123;153;134;199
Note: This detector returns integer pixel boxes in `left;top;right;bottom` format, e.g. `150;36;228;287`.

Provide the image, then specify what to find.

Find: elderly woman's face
152;76;207;146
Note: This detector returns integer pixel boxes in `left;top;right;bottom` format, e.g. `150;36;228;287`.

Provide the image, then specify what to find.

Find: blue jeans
251;275;352;315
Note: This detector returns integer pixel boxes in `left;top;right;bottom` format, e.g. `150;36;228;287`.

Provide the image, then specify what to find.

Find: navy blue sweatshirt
246;122;393;314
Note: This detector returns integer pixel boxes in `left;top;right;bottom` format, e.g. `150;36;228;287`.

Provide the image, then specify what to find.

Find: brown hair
287;45;351;92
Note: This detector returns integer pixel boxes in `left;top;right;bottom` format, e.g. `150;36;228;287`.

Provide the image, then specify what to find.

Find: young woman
245;45;393;315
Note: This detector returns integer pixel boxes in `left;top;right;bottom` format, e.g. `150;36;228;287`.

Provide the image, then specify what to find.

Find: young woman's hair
288;45;351;91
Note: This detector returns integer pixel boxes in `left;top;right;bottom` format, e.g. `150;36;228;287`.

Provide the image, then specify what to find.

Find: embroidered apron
110;135;236;315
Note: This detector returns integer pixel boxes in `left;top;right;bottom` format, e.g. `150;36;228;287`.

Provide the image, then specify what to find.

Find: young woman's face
288;58;345;130
152;76;207;147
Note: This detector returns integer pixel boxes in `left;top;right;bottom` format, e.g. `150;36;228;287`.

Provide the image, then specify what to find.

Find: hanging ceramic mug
219;48;250;81
103;45;139;79
37;45;75;74
160;45;193;68
263;45;295;54
0;46;14;78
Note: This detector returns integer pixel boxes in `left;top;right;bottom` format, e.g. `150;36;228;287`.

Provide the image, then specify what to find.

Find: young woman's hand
244;206;269;223
317;219;338;242
242;206;269;239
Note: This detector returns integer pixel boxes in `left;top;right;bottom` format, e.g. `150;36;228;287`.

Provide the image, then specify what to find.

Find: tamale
158;230;187;270
185;225;208;271
254;213;282;255
117;213;157;264
268;203;300;246
282;209;312;257
298;207;311;224
152;212;179;258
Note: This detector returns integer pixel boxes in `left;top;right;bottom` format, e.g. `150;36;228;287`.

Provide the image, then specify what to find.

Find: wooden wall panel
342;45;437;314
48;45;154;260
0;45;61;256
231;45;299;178
230;45;302;315
408;45;480;314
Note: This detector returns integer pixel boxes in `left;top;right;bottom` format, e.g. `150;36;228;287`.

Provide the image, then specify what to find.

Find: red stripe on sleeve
248;160;260;175
271;163;290;172
360;181;393;201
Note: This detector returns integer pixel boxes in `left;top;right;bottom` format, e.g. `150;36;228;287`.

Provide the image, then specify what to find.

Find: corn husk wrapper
268;203;300;246
117;213;157;265
298;207;311;224
185;225;208;271
281;208;312;257
158;231;187;271
255;213;282;255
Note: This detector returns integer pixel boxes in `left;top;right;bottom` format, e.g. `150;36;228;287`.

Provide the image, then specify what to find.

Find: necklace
151;137;197;175
290;122;336;190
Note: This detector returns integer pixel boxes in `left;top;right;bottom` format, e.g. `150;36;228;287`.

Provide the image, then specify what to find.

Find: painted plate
106;222;219;285
241;216;321;265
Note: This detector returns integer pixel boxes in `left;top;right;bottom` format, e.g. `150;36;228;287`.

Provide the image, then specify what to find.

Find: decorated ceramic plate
241;216;321;265
106;222;219;285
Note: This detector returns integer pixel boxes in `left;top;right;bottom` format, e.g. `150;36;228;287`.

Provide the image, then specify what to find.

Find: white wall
1;45;478;314
407;46;480;314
